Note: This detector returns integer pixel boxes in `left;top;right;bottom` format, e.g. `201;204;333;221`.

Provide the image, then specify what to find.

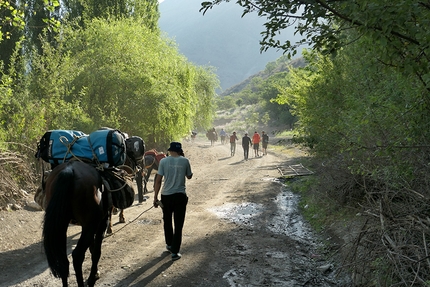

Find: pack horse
206;128;217;146
42;161;110;287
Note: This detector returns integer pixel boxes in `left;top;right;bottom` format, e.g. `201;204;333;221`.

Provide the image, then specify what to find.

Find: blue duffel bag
36;130;87;164
87;129;126;166
36;129;126;166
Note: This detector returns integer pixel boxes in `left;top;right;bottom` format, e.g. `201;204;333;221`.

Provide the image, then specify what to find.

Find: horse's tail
43;165;74;280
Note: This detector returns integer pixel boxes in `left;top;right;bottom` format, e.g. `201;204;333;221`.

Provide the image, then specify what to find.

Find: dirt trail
0;138;350;287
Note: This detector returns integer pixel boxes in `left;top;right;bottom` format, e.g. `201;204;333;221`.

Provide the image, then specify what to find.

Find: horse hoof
119;218;125;223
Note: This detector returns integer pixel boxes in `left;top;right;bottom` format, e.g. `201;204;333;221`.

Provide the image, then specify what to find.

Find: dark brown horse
42;161;110;287
143;149;166;193
206;128;218;146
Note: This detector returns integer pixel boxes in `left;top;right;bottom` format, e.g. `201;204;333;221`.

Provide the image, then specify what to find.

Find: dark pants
243;146;249;160
161;193;188;254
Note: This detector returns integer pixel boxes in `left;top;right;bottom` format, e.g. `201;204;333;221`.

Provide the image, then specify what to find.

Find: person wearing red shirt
252;131;261;157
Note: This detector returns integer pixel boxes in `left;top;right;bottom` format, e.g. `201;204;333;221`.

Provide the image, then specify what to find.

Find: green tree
0;1;24;69
48;18;216;147
192;66;220;130
81;0;159;32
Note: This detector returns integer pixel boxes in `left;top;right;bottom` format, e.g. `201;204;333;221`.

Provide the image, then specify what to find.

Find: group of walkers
205;127;270;160
229;130;269;160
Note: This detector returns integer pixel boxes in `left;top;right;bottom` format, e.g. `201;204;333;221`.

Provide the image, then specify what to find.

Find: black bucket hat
167;142;183;153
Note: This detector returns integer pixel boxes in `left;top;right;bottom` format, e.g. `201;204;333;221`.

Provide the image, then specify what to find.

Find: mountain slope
158;0;298;91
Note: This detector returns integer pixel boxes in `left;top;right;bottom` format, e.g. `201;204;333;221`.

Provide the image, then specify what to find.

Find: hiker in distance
242;133;252;161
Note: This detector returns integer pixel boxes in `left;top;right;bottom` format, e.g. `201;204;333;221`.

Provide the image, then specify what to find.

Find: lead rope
104;205;154;238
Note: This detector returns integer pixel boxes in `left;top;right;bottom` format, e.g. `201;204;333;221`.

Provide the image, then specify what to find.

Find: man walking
242;133;252;160
153;142;193;261
252;131;261;157
229;131;238;156
262;131;269;155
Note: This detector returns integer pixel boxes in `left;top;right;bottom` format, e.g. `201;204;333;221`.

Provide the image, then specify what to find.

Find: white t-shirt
157;156;192;195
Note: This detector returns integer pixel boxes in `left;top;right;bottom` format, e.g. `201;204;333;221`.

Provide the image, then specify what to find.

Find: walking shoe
166;245;172;253
172;253;182;261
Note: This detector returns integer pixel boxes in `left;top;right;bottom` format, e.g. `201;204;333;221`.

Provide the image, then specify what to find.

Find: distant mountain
221;57;307;96
158;0;300;92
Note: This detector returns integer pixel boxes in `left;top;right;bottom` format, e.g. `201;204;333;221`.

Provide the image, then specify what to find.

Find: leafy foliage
0;1;25;43
276;36;430;284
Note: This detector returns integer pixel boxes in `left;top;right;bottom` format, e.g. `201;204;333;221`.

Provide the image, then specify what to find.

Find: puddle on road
208;202;264;226
209;177;315;243
268;188;316;244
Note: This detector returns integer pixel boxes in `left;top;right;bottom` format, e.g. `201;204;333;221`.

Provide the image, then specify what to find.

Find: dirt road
0;139;350;287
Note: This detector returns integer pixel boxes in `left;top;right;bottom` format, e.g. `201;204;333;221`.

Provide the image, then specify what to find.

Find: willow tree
60;18;217;146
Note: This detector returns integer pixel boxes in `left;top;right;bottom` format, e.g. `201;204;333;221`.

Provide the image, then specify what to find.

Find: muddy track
0;139;351;287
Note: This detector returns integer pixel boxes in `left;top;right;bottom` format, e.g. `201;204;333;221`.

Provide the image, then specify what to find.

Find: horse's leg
87;216;108;287
107;206;114;234
72;228;93;287
143;171;148;194
119;209;125;223
153;174;158;191
144;166;153;193
136;171;144;202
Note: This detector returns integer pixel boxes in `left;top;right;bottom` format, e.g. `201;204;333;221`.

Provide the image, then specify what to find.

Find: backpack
125;136;145;162
88;129;126;166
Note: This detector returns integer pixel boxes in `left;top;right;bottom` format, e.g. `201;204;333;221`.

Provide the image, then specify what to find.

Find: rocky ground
0;137;352;287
